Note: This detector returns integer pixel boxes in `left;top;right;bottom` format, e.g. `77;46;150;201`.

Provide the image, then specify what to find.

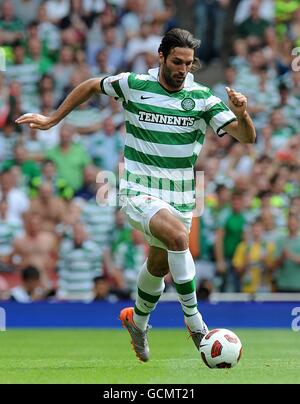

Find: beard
161;64;186;90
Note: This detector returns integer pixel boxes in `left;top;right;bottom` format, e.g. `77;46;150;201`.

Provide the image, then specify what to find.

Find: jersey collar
148;67;194;88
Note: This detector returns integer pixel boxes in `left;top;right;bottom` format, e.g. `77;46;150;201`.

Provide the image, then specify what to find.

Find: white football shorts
121;194;193;250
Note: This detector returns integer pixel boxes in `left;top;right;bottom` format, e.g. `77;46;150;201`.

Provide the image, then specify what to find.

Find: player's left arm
223;87;256;144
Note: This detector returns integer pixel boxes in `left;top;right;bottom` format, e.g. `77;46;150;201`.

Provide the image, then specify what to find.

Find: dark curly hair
158;28;201;71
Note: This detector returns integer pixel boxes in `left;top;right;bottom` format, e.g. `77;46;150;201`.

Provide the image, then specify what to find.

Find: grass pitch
0;329;299;384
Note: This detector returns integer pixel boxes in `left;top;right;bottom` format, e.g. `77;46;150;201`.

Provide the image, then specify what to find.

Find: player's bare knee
148;259;169;277
167;230;189;251
150;266;169;277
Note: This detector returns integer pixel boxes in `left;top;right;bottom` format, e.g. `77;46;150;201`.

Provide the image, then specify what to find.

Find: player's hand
226;87;248;118
15;113;56;130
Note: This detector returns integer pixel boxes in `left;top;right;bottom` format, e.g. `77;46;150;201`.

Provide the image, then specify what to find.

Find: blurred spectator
276;82;300;130
234;0;274;24
11;0;42;26
120;0;148;40
234;47;273;98
47;124;91;191
23;126;45;162
100;97;124;129
219;142;255;181
269;108;296;152
290;196;300;216
7;81;24;128
289;70;300;100
232;218;275;293
0;73;10;130
79;184;116;250
36;3;61;58
27;36;54;75
59;0;89;38
230;38;249;70
74;165;98;201
6;43;40;112
113;229;148;292
59;197;81;227
213;65;238;102
215;191;247;292
57;222;104;301
65;101;103;136
2;143;40;189
93;275;111;301
29;159;73;200
51;46;75;100
275;0;300;38
273;213;300;292
247;65;280;131
111;207;132;248
74;48;92;77
45;0;70;25
0;198;21;271
260;209;283;244
83;0;105;14
36;88;63;150
10;212;58;289
86;4;118;60
29;181;66;233
88;117;124;172
269;172;290;221
194;0;230;63
0;119;19;163
196;278;213;301
0;169;29;224
38;74;56;98
275;38;294;76
93;275;131;301
125;21;161;73
196;184;231;285
91;47;116;76
10;265;44;302
236;0;270;39
0;0;24;45
89;25;125;72
0;275;10;300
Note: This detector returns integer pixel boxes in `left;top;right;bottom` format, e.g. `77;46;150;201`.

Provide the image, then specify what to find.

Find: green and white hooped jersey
101;68;237;212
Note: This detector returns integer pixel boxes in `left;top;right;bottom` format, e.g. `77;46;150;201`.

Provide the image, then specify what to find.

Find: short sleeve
204;91;237;137
101;73;130;102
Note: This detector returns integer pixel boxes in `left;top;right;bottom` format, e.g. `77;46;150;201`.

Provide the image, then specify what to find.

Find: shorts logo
181;98;195;111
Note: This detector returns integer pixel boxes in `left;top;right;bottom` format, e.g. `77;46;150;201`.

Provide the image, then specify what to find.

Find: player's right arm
15;78;104;130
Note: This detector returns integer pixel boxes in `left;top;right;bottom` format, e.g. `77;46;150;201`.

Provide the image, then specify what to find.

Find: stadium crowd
0;0;300;302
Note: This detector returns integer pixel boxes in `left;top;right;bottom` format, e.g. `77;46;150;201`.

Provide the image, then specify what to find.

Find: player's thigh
149;208;189;249
147;246;169;277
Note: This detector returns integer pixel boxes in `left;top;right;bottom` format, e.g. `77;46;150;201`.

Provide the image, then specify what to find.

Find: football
200;329;243;369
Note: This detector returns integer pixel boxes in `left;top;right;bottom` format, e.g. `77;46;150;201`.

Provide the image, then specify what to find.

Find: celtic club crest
181;98;195;111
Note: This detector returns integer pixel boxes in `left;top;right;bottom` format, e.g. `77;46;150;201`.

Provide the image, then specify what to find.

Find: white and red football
200;329;243;369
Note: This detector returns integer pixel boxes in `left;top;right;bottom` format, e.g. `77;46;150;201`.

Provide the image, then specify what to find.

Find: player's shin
133;260;165;331
167;249;206;333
